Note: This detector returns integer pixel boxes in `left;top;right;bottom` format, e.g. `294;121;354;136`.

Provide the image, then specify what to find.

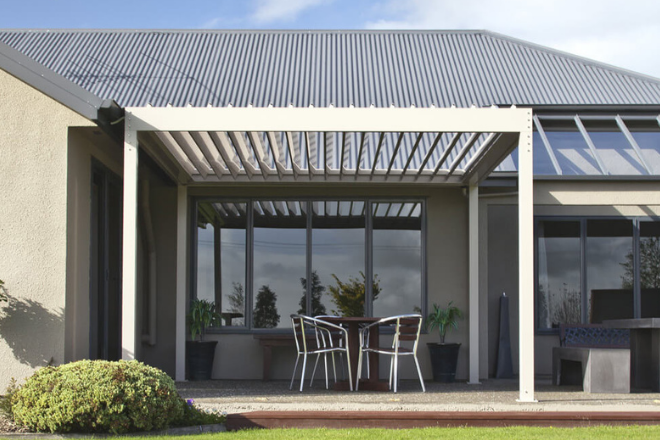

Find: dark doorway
90;162;122;361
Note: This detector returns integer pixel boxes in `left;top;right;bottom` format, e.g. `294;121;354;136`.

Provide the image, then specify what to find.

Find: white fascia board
125;107;532;134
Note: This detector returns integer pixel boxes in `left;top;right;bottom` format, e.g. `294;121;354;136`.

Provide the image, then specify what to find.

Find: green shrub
11;360;185;434
0;378;19;418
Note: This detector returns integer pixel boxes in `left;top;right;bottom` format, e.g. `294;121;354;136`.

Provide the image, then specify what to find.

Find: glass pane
312;200;366;317
627;124;660;174
372;202;423;317
586;219;634;323
544;124;601;175
583;120;645;175
532;132;558;175
640;221;660;318
196;201;247;327
253;201;307;329
537;221;581;329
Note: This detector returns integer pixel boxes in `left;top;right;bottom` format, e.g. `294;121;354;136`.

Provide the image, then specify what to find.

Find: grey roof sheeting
1;29;660;108
0;39;120;122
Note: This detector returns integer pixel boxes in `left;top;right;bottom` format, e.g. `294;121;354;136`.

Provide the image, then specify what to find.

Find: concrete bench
552;324;630;393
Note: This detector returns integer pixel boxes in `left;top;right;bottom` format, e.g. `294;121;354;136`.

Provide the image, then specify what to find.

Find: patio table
602;318;660;391
324;316;389;391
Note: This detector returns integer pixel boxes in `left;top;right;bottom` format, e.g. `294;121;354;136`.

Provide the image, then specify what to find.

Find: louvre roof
2;29;660;108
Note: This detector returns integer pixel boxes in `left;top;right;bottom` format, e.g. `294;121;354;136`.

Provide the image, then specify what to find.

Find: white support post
122;117;139;360
175;185;188;381
518;114;536;402
468;184;481;384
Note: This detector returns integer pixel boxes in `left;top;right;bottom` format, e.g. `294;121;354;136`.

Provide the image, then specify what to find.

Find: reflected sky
196;199;424;327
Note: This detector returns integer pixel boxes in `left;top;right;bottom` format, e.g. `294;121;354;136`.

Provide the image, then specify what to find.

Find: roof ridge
482;30;660;85
0;28;488;34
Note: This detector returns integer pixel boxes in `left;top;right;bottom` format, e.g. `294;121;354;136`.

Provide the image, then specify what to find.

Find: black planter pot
186;340;218;380
427;342;461;383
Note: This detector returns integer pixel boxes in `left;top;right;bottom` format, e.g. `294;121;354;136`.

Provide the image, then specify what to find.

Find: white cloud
252;0;331;24
364;0;660;79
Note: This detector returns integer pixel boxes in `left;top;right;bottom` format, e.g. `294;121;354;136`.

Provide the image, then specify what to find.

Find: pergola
121;106;535;402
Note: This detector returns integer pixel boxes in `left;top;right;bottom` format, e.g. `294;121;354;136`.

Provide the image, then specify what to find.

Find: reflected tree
253;285;280;328
328;272;381;317
621;237;660;289
551;284;581;325
298;270;326;316
227;282;245;326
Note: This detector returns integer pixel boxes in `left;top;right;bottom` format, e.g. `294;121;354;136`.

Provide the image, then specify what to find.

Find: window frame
192;196;427;334
535;215;659;335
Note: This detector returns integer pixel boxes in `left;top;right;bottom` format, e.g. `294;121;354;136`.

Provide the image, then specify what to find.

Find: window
194;198;425;331
536;218;660;331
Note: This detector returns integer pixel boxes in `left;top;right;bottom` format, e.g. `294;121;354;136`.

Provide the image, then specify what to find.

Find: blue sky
2;0;660;78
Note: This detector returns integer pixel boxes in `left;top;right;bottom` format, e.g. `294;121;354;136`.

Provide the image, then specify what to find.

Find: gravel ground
3;379;659;434
177;379;660;414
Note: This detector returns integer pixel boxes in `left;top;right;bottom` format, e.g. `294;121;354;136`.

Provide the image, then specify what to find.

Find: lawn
45;426;658;440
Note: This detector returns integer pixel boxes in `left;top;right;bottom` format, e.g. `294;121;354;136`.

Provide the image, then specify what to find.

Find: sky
1;0;659;79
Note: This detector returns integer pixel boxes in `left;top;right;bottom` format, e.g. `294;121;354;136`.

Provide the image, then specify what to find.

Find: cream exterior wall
0;69;95;390
482;180;660;378
187;185;471;381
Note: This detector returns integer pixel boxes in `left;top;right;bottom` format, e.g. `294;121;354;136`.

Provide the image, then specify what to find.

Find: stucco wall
186;185;470;381
0;69;94;390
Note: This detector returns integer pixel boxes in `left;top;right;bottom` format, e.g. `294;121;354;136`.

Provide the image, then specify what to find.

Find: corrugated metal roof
1;29;660;108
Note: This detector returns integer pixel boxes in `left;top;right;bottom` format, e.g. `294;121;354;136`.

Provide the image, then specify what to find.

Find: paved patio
177;379;660;414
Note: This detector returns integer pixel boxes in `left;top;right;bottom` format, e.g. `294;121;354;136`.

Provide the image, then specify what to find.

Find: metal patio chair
356;314;426;393
290;314;353;392
312;315;348;382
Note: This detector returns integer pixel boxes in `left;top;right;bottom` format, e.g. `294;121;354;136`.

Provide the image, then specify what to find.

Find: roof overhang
125;106;532;185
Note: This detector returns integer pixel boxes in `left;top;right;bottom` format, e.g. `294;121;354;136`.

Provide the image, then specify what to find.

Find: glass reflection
372;202;422;317
196;202;247;327
253;201;307;329
312;201;366;317
544;129;601;175
627;125;660;174
586;219;633;323
537;221;581;329
640;221;660;318
583;120;645;175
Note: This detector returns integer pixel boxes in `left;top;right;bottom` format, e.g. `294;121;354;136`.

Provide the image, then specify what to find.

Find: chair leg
290;354;300;391
300;354;308;392
346;350;353;392
393;353;399;393
413;355;426;392
356;349;363;391
323;353;329;389
330;352;338;383
388;356;394;390
310;353;321;386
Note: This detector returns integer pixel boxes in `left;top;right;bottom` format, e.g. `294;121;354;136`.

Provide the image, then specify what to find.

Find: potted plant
426;301;463;382
186;299;221;380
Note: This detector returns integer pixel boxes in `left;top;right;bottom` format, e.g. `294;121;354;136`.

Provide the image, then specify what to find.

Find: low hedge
11;360;185;434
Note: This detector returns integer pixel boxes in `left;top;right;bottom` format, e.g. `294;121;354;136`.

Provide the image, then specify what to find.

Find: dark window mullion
306;200;313;315
246;200;254;329
365;199;373;317
580;218;588;324
633;219;642;318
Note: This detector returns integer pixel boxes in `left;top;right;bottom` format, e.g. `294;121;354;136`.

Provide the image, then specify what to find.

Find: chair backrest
376;314;423;352
291;314;346;353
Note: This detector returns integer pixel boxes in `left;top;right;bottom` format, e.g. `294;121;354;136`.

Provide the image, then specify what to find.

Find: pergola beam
128;106;531;133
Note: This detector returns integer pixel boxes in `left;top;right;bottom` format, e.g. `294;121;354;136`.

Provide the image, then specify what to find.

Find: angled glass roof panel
532;131;558;175
625;120;660;175
542;120;601;175
582;120;646;175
